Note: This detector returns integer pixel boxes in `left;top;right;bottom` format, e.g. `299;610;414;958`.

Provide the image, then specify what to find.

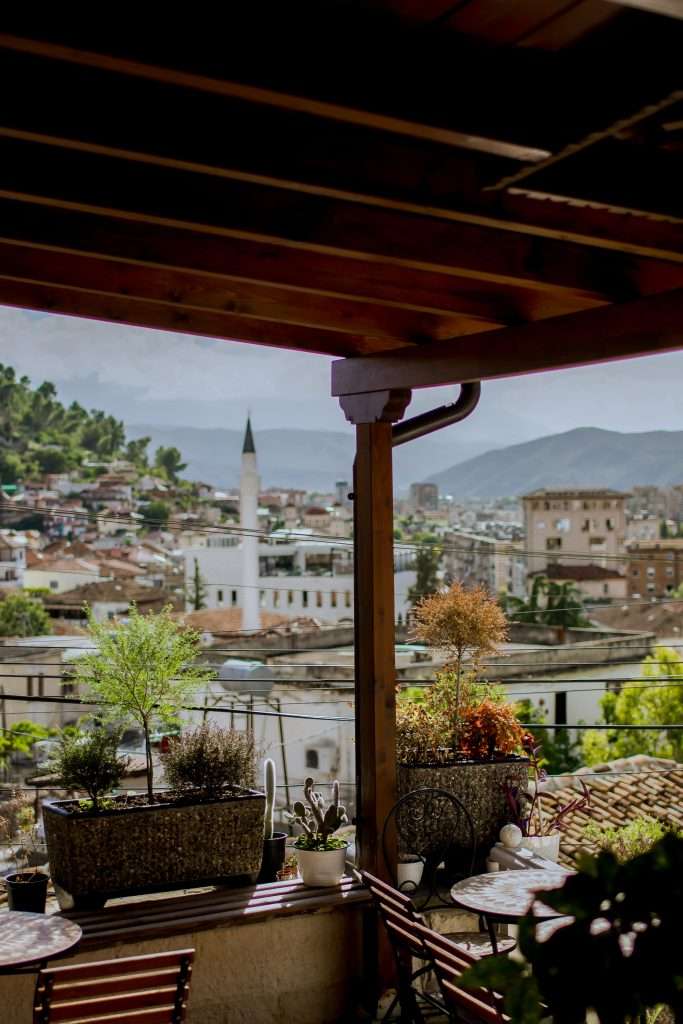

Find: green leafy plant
462;833;683;1024
160;723;256;800
287;778;348;851
73;605;214;802
0;593;51;637
47;728;128;813
0;720;54;767
583;817;681;863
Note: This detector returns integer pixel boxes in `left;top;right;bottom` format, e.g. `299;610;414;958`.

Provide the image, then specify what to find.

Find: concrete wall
2;907;364;1024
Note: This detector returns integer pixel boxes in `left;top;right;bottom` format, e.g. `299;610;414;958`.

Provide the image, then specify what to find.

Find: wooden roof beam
604;1;683;18
0;135;667;304
331;288;683;395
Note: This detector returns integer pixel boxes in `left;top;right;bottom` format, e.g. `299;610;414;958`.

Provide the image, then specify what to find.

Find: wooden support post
343;388;411;1011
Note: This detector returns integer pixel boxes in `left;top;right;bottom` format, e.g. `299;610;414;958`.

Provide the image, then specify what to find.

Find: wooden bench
59;877;370;950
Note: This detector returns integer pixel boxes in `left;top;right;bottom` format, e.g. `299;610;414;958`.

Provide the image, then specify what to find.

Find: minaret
240;416;261;632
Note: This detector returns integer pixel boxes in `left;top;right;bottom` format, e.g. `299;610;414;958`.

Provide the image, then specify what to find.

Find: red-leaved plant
504;735;590;837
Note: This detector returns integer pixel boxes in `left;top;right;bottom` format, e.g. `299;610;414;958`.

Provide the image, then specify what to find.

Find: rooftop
541;755;683;868
530;563;625;581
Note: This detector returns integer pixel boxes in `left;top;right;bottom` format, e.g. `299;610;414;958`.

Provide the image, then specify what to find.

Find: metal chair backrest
33;948;195;1024
419;925;508;1024
382;787;477;889
360;869;427;961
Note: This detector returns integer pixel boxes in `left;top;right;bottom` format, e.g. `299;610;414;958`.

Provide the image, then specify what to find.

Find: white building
183;420;416;624
0;533;26;589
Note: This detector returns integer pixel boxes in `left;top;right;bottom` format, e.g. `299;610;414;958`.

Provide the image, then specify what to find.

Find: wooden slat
42;985;182;1023
0;240;483;345
0;277;367;357
61;880;369;949
0;198;604;327
0;33;551;162
0;134;666;303
604;0;683;17
42;949;194;980
331;287;683;394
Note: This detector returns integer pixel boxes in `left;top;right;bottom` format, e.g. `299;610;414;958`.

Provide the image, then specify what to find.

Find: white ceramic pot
397;857;424;892
520;832;561;863
296;844;348;887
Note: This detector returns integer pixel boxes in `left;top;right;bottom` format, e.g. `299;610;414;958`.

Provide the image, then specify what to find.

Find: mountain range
130;424;683;497
428;427;683;498
130;424;492;493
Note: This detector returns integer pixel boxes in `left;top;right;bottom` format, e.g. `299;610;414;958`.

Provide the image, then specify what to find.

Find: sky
2;305;682;447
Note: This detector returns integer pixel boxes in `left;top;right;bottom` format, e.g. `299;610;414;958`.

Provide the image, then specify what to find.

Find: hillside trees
0;365;186;483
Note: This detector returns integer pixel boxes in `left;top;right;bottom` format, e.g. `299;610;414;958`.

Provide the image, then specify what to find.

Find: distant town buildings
443;530;526;598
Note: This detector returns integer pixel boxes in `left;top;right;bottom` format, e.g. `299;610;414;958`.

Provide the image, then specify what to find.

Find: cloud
0;306;332;401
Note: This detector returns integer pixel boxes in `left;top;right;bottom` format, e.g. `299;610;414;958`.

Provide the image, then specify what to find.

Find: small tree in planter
73;604;213;802
43;610;266;908
398;584;527;858
286;778;348;887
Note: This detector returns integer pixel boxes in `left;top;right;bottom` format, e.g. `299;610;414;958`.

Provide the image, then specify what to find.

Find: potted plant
396;584;529;858
1;792;49;913
257;758;287;883
42;607;265;909
504;738;590;862
286;778;348;887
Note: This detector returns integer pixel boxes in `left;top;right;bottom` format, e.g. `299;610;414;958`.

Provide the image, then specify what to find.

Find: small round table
0;913;82;973
451;869;572;954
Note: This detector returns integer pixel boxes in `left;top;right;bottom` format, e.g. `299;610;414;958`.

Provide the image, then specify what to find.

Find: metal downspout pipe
391;381;482;447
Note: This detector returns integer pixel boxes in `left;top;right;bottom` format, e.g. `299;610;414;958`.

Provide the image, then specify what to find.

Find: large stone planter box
44;790;265;908
397;759;528;864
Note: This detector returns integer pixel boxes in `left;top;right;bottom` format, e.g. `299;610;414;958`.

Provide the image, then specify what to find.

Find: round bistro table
451;868;572;954
0;912;82;974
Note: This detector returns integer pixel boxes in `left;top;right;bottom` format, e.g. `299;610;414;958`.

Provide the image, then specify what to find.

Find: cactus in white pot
286;778;348;887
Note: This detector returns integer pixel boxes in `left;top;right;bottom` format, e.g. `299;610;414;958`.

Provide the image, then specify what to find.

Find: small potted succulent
286;778;348;887
1;792;49;913
504;737;590;862
257;759;287;883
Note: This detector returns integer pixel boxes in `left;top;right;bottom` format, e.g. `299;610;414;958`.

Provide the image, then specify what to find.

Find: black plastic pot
257;832;287;883
5;871;49;913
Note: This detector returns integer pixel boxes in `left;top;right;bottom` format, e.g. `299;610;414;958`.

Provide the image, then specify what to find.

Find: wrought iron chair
382;788;515;956
419;924;509;1024
33;948;194;1024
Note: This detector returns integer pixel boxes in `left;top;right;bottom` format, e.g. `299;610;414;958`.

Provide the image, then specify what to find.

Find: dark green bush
161;724;256;800
50;729;128;812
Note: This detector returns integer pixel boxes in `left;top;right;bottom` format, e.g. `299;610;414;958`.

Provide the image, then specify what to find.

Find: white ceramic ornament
500;824;523;849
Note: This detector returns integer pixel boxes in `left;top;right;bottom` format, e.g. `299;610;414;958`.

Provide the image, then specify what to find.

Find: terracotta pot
295;844;348;887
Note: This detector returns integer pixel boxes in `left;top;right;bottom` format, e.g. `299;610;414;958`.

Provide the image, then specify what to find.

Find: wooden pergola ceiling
0;3;682;382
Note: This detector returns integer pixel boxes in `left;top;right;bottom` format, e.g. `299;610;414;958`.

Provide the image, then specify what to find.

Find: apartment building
628;539;683;598
522;489;629;575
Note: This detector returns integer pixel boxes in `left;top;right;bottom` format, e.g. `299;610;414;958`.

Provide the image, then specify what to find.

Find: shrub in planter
0;792;49;913
42;608;265;908
397;584;528;856
286;778;348;887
